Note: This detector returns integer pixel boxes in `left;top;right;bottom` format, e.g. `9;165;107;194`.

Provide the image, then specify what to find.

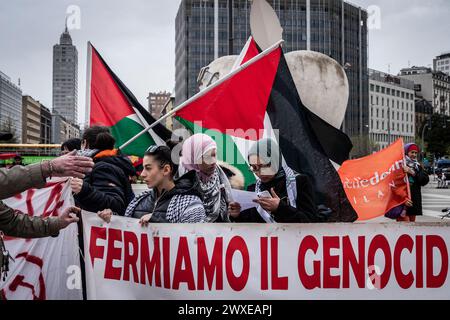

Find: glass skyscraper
0;70;22;143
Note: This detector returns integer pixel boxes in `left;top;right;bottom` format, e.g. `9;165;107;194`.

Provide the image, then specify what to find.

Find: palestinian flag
240;38;354;166
175;40;357;222
86;42;171;157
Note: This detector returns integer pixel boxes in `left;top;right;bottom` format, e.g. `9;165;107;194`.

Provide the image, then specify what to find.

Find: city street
422;175;450;220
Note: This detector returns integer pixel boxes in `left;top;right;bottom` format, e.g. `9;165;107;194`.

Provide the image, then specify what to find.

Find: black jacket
232;170;325;223
130;171;204;223
74;152;135;215
406;166;429;216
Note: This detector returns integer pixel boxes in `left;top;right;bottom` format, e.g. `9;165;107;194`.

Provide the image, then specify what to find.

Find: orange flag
338;139;409;221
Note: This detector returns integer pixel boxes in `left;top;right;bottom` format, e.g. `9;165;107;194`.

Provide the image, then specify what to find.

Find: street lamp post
387;101;391;144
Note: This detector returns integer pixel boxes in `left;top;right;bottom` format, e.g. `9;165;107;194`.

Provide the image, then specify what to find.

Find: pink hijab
181;134;217;181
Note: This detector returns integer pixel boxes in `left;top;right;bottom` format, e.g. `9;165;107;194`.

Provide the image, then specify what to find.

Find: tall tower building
175;0;369;138
53;24;78;124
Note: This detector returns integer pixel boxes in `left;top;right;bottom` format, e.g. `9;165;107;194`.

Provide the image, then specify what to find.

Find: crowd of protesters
74;127;428;225
0;127;433;283
1;127;430;229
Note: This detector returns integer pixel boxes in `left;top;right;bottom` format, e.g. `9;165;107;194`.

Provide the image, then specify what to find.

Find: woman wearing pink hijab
180;134;240;222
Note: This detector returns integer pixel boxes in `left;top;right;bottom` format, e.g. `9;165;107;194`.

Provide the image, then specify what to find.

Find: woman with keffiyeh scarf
230;138;328;223
400;143;429;222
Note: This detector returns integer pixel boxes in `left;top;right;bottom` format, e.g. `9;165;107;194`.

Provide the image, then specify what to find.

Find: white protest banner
1;180;82;300
82;212;450;300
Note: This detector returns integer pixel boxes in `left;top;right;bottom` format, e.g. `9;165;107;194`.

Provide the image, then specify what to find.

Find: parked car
435;159;450;180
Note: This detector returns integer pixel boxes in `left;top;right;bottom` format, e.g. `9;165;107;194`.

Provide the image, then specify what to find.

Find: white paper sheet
231;189;258;212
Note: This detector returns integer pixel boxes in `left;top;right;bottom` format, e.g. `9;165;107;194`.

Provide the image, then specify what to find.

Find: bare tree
350;135;378;159
0;116;19;143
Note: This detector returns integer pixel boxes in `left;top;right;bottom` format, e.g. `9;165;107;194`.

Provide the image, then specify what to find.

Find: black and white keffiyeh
199;167;231;222
124;190;153;217
167;195;206;223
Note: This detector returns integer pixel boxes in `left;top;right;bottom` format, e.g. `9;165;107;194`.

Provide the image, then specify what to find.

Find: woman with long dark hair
98;144;206;224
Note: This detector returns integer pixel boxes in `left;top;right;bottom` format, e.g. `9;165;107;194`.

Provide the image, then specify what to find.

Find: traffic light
428;116;432;129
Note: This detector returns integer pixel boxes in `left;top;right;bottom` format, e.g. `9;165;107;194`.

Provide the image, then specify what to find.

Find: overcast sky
1;0;449;125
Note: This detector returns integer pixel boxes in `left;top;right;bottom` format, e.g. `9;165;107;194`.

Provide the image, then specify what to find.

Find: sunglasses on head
146;145;165;153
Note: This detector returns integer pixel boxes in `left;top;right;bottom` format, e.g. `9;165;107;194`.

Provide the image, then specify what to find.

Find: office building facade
0;70;22;143
434;52;450;76
51;113;80;144
369;69;415;150
22;96;42;144
400;66;450;116
41;106;52;144
175;0;369;137
147;91;172;119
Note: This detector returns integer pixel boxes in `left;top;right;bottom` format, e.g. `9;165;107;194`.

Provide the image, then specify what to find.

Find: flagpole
400;138;412;202
85;41;93;129
119;39;284;151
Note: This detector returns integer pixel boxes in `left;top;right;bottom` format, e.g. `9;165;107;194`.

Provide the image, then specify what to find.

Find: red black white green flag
175;40;357;222
86;42;171;157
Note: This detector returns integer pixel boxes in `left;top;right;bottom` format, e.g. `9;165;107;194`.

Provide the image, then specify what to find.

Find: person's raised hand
50;150;94;179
